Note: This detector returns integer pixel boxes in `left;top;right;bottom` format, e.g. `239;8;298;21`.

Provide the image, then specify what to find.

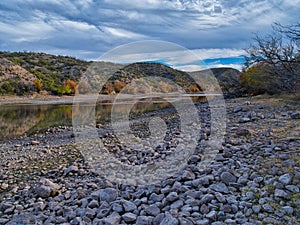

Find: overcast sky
0;0;299;70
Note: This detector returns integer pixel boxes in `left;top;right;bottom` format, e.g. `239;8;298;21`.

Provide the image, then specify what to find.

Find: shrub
239;64;279;95
33;79;43;92
77;80;91;94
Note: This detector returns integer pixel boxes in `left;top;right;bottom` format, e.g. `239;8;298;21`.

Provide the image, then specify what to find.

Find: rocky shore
0;96;299;225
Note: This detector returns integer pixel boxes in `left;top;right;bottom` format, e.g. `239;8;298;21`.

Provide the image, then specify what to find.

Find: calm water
0;95;208;141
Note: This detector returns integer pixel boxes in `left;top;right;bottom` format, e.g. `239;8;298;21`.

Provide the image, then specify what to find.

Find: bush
33;79;43;92
239;64;280;95
77;80;91;94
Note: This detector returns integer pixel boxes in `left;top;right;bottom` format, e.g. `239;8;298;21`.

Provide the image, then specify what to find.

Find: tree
244;22;300;92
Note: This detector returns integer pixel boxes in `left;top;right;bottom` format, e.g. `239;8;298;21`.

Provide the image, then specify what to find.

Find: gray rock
122;212;137;223
274;189;290;199
210;183;229;194
170;200;184;209
153;213;165;224
206;210;217;220
282;206;293;214
100;188;118;203
252;205;261;213
196;219;210;225
88;199;99;209
285;185;299;193
179;217;194;225
104;212;121;225
160;213;178;225
220;172;237;185
136;216;152;225
146;204;160;216
262;204;273;213
181;170;196;181
85;207;96;219
64;165;78;175
149;193;164;202
112;203;123;213
224;219;236;224
233;106;243;113
200;204;209;214
239;117;251;123
166;192;179;202
278;173;292;185
200;194;214;204
290;111;300;119
123;200;137;212
34;178;60;198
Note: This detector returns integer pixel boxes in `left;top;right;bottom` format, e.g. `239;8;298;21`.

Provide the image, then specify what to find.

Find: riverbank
0;96;299;224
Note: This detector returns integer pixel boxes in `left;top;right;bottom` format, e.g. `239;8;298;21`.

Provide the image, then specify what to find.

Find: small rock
282;206;293;214
290;111;300;119
100;188;118;203
206;210;217;220
122;213;137;223
220;172;237;185
1;183;8;189
170;200;184;209
239;117;251;123
34;178;60;198
278;173;292;185
285;185;299;193
200;194;214;204
64;165;78;175
196;219;210;225
166;192;178;202
146;205;160;216
160;213;178;225
181;170;196;181
233;106;243;113
104;212;121;225
274;189;290;199
262;204;273;213
123;200;137;212
210;183;229;194
252;205;261;213
88;200;99;209
136;216;152;225
31;140;40;145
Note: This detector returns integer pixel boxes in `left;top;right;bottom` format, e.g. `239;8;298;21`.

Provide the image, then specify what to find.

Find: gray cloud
0;0;299;61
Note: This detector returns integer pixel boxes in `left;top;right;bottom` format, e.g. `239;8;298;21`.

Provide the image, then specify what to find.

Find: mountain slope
0;51;91;95
190;67;242;98
99;62;203;94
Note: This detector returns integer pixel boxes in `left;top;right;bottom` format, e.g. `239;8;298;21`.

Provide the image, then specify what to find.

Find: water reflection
0;95;207;141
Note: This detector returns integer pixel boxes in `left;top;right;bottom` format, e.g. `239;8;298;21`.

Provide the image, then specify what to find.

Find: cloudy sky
0;0;299;71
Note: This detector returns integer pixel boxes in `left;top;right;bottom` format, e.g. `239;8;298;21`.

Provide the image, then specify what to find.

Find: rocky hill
99;62;202;95
190;68;242;98
0;51;242;98
0;51;91;95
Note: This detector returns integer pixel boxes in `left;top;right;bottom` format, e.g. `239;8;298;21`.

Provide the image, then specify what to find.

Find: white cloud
103;27;146;39
0;0;298;61
173;64;205;72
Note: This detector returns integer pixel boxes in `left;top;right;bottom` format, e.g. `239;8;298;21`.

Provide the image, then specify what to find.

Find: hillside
190;67;242;98
0;51;91;95
0;51;243;98
99;62;202;95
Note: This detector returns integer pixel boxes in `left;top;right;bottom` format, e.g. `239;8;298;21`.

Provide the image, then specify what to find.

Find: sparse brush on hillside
0;51;91;96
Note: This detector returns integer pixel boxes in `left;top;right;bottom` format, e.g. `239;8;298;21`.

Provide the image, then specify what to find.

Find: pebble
0;97;299;225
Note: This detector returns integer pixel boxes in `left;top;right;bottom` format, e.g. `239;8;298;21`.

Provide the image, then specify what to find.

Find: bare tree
244;23;300;91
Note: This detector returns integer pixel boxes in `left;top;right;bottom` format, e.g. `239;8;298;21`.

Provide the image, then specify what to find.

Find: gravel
0;97;299;224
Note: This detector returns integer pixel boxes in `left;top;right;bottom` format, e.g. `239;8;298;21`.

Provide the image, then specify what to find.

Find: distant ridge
0;51;242;98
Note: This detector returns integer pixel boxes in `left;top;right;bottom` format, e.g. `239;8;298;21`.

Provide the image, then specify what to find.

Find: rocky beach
0;95;299;225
